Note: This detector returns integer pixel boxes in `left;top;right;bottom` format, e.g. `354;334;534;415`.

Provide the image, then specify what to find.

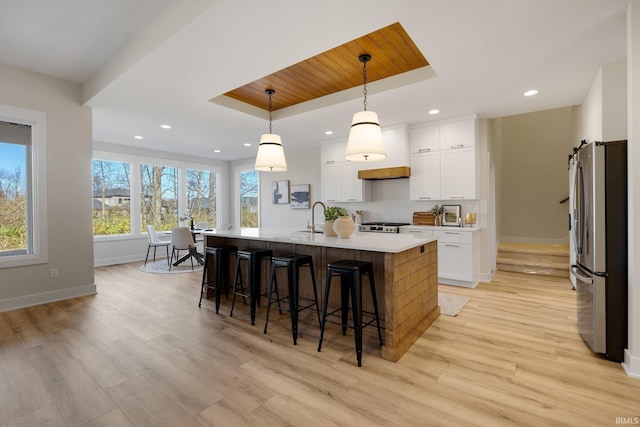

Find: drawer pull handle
418;196;432;200
326;160;334;164
450;144;464;149
418;148;431;153
444;244;459;247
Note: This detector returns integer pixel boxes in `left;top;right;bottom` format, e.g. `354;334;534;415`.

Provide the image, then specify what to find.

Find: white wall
0;63;95;311
624;0;640;379
258;145;322;229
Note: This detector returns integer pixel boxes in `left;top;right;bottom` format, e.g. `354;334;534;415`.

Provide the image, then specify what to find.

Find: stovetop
358;222;410;233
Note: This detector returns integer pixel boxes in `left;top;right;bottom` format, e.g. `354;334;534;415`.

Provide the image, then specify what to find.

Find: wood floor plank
1;263;640;426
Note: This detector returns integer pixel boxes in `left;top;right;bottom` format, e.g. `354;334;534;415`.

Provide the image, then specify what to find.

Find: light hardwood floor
1;263;639;426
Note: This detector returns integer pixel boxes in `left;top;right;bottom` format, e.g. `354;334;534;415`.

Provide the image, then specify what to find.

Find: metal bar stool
317;259;383;366
198;245;237;313
263;254;321;345
230;248;273;325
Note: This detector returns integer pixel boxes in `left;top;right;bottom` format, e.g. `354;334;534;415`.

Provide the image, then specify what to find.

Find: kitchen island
202;228;440;362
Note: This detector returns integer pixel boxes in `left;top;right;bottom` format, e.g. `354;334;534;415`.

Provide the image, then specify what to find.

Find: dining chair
145;224;170;266
169;227;197;271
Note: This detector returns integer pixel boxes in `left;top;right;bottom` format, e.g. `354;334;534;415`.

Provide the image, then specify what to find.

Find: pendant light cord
268;90;273;134
362;58;368;112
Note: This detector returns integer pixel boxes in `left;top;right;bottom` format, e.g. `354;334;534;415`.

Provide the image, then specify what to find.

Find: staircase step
496;242;570;278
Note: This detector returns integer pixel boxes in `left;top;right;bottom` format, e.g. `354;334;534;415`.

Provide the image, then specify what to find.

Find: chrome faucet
311;201;326;234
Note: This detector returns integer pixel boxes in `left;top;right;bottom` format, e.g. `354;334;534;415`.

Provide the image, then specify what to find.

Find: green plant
430;204;443;216
324;206;349;221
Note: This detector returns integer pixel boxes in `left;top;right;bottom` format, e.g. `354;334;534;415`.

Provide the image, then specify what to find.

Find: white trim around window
0;104;48;268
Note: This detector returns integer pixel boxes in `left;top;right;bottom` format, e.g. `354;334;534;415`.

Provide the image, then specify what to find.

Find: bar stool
198;245;237;313
263;254;321;345
317;259;384;367
230;248;273;325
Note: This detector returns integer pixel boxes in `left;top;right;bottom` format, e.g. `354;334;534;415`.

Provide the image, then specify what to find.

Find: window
240;169;258;228
92;160;131;235
140;164;178;232
0;106;47;268
187;169;217;228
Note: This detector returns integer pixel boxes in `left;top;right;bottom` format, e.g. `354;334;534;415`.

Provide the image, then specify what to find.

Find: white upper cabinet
320;140;345;165
440;119;476;149
409;124;440;153
359;125;409;170
409;116;478;200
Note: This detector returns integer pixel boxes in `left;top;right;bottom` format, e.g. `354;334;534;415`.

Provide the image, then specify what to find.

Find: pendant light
255;89;287;172
345;53;386;162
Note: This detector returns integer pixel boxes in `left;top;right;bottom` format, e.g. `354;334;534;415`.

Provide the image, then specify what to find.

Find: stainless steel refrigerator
570;140;627;362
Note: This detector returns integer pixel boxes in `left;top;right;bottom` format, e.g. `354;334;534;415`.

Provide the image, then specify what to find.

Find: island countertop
201;228;437;253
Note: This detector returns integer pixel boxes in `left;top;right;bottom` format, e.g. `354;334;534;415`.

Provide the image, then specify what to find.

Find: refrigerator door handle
571;265;592;283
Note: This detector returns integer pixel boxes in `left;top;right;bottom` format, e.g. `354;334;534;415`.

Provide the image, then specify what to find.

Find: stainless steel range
358;222;410;233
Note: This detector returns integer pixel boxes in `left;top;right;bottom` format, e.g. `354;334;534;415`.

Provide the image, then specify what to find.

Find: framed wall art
441;204;461;226
271;180;289;204
290;184;310;209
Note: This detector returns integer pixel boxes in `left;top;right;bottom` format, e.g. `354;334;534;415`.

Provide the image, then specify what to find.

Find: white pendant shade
254;133;287;171
345;111;386;162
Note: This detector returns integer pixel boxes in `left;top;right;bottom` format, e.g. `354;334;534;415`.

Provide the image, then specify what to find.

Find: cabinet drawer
399;227;433;235
434;230;472;244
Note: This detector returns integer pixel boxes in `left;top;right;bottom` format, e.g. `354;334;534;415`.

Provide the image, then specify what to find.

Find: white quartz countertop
401;225;481;232
201;228;437;253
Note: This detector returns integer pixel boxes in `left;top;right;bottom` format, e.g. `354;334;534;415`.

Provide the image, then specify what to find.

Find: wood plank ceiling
223;22;429;112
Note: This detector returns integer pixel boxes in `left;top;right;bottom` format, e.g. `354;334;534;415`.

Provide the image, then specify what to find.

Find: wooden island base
204;235;439;362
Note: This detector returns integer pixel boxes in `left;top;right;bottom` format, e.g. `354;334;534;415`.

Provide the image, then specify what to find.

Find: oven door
571;264;606;354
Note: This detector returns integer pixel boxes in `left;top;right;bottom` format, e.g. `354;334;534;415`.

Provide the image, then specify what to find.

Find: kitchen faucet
311;201;326;234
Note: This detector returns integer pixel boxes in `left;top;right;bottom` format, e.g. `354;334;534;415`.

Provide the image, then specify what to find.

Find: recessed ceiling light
243;143;252;147
214;149;221;153
428;109;440;115
524;89;539;97
134;135;143;139
325;131;334;135
160;124;171;129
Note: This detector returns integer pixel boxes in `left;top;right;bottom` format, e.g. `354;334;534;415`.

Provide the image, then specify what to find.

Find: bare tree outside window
240;170;258;228
92;160;130;235
187;169;217;227
141;164;178;231
0;129;29;256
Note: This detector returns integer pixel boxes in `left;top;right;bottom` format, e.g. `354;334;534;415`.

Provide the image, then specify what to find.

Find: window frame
0;104;48;268
92;150;221;239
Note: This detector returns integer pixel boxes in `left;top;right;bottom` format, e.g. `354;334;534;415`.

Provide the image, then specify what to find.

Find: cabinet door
438;242;473;281
440;119;476;149
441;147;476;199
321;163;342;202
409;151;441;200
409;124;440;154
341;161;364;202
321;141;345;165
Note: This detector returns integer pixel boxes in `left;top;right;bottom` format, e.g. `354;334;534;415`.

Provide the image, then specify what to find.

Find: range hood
357;166;411;180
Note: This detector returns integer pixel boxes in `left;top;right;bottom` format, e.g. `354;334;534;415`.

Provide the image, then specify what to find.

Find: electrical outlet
50;268;59;279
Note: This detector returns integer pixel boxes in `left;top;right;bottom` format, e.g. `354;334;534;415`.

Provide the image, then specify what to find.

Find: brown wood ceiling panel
223;22;429;112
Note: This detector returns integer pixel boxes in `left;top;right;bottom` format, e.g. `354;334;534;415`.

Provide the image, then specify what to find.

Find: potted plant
430;204;443;226
323;206;349;236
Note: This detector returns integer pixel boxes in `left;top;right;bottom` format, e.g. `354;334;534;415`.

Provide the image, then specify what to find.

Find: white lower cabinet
401;226;479;287
434;229;476;285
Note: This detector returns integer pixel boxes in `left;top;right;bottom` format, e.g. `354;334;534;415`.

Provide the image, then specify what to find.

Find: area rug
439;292;470;316
139;260;203;274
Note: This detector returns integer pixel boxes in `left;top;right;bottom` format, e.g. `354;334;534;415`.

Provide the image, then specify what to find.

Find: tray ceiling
216;22;429;113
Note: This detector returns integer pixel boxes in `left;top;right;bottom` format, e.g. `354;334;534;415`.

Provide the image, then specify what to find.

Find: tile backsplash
333;179;480;225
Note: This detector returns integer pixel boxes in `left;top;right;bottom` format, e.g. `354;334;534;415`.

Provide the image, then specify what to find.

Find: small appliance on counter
358;222;410;233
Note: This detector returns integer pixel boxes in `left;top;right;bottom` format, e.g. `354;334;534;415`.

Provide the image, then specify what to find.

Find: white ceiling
0;0;630;161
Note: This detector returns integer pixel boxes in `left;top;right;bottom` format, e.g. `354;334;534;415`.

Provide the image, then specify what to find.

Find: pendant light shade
255;89;287;172
345;54;386;162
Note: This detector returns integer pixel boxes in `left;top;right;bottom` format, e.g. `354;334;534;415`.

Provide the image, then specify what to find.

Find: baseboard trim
622;349;640;379
438;277;478;288
94;254;147;267
0;284;97;313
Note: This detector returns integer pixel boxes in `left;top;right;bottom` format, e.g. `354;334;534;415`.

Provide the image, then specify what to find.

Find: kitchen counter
202;227;438;252
202;228;439;362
